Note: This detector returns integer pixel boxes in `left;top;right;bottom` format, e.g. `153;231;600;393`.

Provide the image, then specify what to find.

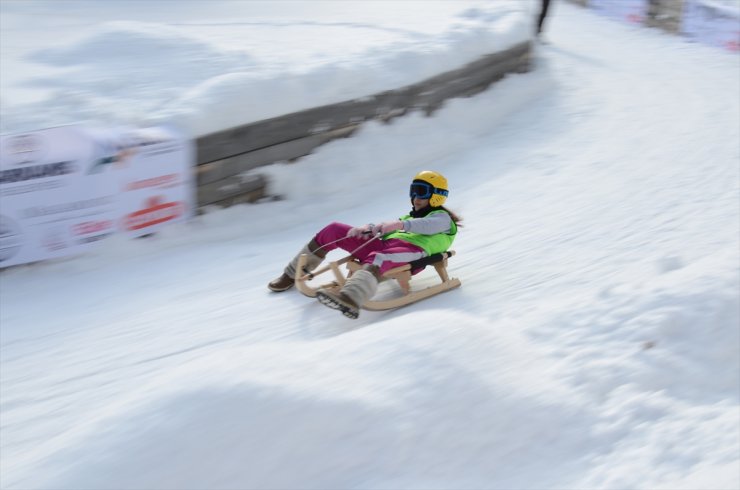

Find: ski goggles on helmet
409;181;448;200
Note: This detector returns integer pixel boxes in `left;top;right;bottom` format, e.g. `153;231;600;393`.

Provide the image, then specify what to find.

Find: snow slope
1;2;739;489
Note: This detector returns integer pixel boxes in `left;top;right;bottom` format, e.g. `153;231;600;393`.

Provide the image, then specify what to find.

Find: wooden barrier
195;41;532;208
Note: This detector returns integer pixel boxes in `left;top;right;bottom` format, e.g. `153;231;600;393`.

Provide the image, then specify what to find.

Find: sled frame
296;250;461;311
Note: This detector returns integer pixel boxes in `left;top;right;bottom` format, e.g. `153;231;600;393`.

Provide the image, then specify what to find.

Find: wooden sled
295;250;461;311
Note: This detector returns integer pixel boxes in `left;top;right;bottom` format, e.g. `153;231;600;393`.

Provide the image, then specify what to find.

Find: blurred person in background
536;0;552;38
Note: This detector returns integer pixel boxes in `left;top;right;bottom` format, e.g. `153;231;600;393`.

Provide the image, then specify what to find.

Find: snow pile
527;247;740;487
18;316;591;490
26;22;252;93
0;1;532;137
6;249;737;490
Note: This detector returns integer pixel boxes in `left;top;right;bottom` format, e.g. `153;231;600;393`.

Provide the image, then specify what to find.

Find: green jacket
385;209;457;255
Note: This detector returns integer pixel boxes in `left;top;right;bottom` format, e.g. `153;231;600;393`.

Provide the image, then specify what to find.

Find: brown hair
412;204;463;227
441;206;463;227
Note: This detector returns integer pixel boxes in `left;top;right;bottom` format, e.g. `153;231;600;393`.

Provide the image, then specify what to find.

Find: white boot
268;239;325;292
316;269;379;319
283;242;325;279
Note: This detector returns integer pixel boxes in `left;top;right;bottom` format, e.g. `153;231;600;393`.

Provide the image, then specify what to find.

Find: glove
371;220;404;236
347;223;375;239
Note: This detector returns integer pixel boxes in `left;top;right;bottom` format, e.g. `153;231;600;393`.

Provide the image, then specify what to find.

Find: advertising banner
589;0;648;25
0;126;118;267
87;125;195;238
0;125;194;268
682;0;740;52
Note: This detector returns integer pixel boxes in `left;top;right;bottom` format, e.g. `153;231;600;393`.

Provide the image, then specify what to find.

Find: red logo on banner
125;173;179;191
73;220;113;236
123;196;183;231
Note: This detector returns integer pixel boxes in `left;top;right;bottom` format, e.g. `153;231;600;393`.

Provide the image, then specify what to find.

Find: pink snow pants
314;222;426;275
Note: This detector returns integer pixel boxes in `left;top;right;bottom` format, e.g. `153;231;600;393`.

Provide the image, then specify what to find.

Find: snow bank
12;245;738;490
18;314;594;490
565;248;740;489
527;247;740;405
0;2;533;138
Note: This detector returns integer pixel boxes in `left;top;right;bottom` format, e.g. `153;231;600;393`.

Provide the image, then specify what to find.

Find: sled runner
295;250;461;311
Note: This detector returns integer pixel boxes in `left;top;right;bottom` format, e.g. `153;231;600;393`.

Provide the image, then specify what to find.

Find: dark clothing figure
537;0;552;36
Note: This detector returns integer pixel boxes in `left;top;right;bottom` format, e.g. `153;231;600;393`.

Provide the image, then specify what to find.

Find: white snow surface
1;2;739;490
0;0;530;137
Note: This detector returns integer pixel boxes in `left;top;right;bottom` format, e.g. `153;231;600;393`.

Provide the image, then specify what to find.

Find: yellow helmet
410;170;449;207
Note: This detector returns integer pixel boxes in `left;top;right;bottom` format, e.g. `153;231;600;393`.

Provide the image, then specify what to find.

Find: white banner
589;0;648;25
682;0;740;52
88;126;195;238
0;125;194;268
0;126;118;267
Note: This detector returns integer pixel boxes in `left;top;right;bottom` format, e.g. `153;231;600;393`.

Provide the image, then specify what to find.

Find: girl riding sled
268;170;462;319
